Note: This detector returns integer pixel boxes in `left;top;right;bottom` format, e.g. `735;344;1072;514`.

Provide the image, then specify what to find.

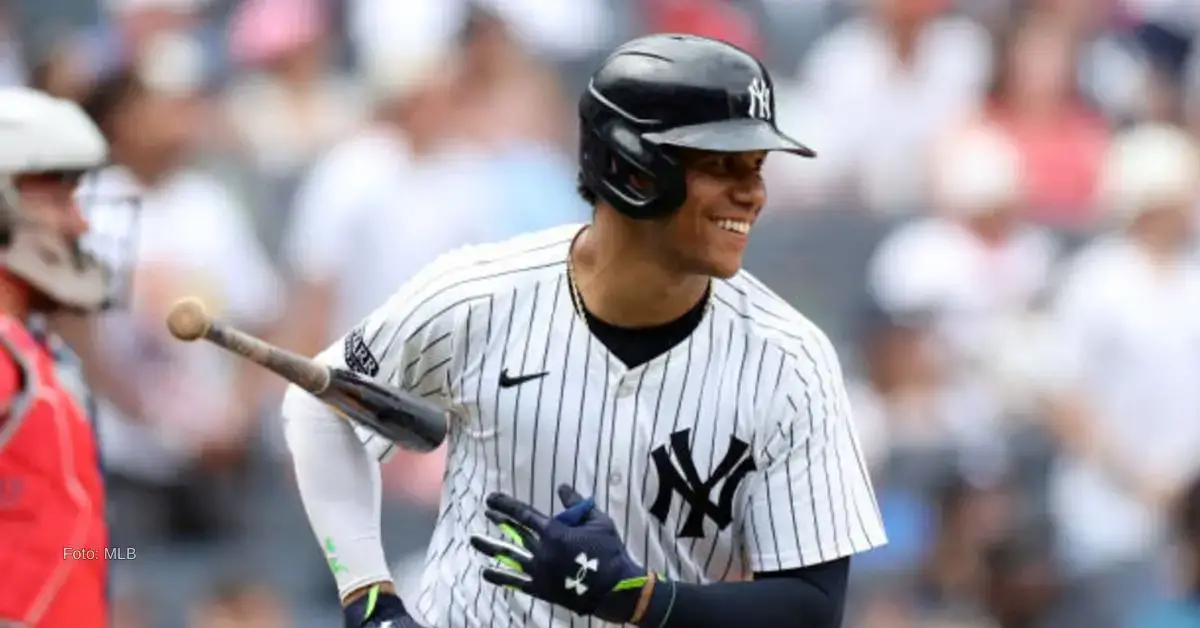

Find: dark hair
576;172;597;205
26;59;57;95
79;66;144;142
1177;474;1200;543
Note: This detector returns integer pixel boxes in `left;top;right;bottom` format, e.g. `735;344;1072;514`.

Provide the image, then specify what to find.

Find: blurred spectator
774;0;992;214
845;303;951;580
455;6;572;152
76;60;282;545
451;7;588;235
983;13;1110;229
224;0;367;186
866;123;1058;474
850;304;947;481
278;43;478;509
279;45;465;360
1042;123;1200;628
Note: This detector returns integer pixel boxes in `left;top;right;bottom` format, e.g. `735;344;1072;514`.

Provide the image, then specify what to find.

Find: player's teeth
715;219;751;234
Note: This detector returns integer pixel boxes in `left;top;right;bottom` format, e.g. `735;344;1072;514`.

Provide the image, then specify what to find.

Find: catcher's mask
0;88;139;313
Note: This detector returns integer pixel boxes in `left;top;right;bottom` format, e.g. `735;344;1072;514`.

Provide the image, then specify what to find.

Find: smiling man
281;34;887;628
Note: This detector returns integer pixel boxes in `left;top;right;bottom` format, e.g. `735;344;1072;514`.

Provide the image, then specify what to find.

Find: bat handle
167;297;331;394
204;323;331;394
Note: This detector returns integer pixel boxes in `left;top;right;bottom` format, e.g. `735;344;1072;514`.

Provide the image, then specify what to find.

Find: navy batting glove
469;484;658;623
343;584;425;628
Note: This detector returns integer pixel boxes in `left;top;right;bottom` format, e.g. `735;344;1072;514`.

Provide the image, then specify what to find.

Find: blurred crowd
5;0;1200;626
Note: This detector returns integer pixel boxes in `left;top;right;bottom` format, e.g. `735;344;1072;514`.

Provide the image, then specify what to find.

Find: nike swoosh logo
499;369;549;388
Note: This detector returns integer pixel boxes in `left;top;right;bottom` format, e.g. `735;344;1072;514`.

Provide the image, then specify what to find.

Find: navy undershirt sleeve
636;557;850;628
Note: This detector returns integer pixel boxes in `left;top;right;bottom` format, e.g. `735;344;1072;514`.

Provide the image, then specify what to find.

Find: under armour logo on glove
566;553;598;594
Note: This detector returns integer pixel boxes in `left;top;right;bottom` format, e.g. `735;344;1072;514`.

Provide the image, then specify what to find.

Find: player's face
14;173;89;242
663;149;767;279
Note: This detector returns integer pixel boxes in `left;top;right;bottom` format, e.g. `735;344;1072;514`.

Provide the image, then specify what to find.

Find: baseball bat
165;297;448;453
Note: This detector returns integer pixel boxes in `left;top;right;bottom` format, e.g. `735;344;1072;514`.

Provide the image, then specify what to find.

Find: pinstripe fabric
334;224;886;628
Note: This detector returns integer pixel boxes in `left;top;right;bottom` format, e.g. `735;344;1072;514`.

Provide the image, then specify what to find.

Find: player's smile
707;214;756;252
712;217;752;236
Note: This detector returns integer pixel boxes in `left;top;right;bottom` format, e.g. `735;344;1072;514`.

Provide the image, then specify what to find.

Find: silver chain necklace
565;237;712;322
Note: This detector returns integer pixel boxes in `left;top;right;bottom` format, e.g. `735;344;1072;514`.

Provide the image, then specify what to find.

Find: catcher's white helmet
0;87;112;311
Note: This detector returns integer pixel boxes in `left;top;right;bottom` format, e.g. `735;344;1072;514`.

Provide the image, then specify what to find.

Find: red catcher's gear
0;316;107;627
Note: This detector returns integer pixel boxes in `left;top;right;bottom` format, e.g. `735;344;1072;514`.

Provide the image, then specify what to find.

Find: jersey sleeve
741;331;888;572
310;250;467;461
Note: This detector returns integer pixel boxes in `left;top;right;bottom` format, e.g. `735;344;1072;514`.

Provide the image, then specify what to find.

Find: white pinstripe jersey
331;224;887;628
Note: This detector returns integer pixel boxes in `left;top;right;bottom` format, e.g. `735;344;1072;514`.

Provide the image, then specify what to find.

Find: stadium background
4;0;1200;626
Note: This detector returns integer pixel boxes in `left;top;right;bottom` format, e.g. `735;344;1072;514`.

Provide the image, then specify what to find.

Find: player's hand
469;484;659;624
343;584;426;628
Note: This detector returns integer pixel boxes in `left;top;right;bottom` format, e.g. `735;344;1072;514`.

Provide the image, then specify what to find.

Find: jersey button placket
607;374;634;498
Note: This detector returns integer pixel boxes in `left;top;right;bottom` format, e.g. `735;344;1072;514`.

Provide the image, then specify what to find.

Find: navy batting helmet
578;34;815;220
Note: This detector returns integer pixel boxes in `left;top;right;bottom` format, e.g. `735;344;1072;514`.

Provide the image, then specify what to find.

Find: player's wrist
632;577;677;628
341;580;396;608
595;569;657;623
628;571;661;624
342;582;410;628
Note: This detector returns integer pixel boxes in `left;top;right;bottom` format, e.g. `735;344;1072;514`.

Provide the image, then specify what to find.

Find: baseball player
282;34;887;628
0;87;115;627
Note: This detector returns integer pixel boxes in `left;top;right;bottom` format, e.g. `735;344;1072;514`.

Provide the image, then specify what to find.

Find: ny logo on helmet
747;77;772;121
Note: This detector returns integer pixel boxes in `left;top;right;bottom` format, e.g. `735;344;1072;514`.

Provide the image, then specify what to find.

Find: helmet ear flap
581;118;685;220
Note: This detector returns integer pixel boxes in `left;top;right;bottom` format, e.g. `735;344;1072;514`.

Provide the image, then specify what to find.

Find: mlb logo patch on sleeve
344;325;380;377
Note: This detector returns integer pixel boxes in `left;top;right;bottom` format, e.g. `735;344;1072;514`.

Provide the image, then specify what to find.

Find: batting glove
343;584;425;628
469;484;662;623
